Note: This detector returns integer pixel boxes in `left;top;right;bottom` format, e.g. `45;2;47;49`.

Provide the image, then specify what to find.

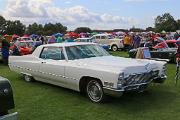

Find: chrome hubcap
112;46;117;51
24;75;31;82
87;81;103;102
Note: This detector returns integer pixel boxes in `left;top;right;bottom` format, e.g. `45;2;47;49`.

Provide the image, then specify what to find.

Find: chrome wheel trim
87;80;103;102
112;45;118;51
24;75;32;82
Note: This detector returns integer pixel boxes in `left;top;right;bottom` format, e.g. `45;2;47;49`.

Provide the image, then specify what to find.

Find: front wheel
86;80;105;103
111;45;118;51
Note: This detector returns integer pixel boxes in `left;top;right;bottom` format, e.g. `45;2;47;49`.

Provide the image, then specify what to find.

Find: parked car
0;76;17;119
9;42;167;103
129;40;177;63
92;34;124;51
153;40;178;49
17;37;32;41
10;40;34;55
75;37;110;50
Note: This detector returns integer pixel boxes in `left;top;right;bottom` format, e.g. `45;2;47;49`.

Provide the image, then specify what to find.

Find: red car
10;40;33;55
153;39;178;49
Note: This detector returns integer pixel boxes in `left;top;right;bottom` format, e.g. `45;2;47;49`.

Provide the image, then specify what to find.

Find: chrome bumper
103;83;149;97
153;75;167;83
103;87;123;97
103;75;167;97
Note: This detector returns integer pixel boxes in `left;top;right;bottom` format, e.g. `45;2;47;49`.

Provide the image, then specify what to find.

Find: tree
146;27;155;32
27;22;67;35
44;23;67;35
74;27;92;33
129;26;145;32
177;19;180;30
27;23;43;35
0;16;5;26
155;13;177;32
4;20;26;36
0;16;6;34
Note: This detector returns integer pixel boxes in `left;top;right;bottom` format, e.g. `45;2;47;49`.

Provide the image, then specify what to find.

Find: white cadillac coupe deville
9;42;167;103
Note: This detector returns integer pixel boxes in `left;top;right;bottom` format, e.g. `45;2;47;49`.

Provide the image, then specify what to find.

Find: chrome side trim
10;64;78;81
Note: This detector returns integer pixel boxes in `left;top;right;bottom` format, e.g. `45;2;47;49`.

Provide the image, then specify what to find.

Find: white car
92;34;124;51
9;42;167;103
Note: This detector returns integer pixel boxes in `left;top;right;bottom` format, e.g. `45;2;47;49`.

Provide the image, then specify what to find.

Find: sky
0;0;179;30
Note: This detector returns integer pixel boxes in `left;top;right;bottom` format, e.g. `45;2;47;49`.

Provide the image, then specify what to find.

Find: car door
38;47;67;86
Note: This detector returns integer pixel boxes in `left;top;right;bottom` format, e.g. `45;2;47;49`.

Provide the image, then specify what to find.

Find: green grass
0;51;180;120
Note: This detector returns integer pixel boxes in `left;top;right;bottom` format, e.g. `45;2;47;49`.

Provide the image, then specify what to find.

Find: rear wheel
23;74;33;82
111;45;118;51
86;80;105;103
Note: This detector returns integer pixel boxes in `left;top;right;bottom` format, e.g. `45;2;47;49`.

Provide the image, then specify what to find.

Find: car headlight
3;88;9;95
117;73;126;88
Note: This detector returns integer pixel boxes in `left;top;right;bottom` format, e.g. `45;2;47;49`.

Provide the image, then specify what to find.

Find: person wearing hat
160;30;167;40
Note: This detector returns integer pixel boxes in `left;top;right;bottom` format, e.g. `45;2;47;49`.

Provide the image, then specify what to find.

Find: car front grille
124;70;159;86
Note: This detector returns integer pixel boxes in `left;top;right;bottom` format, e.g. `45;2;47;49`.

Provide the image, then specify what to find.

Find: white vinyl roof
41;42;96;47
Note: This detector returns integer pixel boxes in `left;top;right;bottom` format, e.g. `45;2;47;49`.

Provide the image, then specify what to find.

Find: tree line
0;13;180;36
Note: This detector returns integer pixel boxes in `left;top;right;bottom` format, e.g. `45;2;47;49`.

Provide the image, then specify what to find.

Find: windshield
27;42;34;47
22;38;31;41
65;44;110;60
156;37;169;48
108;35;114;39
19;42;27;47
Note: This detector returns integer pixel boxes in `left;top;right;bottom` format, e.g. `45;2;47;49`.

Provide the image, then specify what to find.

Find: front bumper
103;76;166;97
103;83;148;97
153;75;167;83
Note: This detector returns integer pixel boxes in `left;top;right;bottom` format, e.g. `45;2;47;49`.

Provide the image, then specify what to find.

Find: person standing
40;35;45;44
56;36;62;43
133;34;141;49
123;34;131;51
1;38;10;65
174;32;179;40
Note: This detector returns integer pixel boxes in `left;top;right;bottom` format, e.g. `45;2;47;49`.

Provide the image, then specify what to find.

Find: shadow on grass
1;63;178;116
24;77;177;112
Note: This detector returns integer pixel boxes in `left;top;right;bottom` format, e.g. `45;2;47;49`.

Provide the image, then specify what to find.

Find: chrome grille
125;70;159;86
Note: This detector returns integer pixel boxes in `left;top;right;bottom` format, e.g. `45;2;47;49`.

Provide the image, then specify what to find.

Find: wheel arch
79;76;103;93
110;43;118;48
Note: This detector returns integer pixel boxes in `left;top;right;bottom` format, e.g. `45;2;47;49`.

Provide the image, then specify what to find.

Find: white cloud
1;0;142;30
124;0;167;2
65;1;72;4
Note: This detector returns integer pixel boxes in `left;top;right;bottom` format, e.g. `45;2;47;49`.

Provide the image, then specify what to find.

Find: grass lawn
0;51;180;120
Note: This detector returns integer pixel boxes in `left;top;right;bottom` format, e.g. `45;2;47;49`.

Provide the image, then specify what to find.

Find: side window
101;36;106;39
40;47;65;60
95;36;101;39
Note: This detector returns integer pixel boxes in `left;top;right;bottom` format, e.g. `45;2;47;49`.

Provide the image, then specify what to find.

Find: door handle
41;61;46;64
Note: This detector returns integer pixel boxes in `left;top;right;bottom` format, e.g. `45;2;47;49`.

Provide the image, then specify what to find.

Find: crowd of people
1;31;180;65
122;31;180;51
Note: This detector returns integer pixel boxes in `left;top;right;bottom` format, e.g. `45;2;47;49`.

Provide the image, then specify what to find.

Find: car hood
71;56;162;75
